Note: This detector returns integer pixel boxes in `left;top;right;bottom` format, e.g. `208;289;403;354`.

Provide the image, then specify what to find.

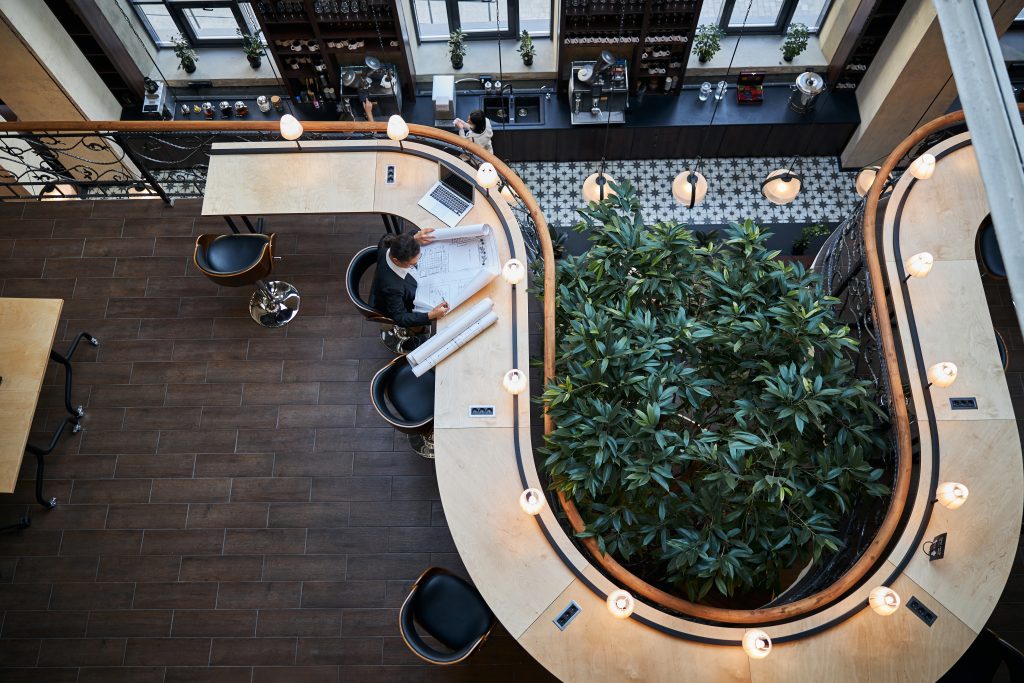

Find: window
131;1;256;47
411;0;550;41
697;0;831;34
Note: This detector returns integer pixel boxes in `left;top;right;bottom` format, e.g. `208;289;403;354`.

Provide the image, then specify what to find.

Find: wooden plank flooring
0;198;556;682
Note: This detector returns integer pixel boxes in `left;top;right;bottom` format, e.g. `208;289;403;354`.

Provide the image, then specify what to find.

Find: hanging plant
693;24;726;63
540;182;890;602
518;30;536;67
781;23;810;62
238;28;266;68
172;35;198;74
448;29;467;70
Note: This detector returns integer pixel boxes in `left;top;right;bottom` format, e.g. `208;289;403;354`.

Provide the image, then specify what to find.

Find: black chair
977;219;1007;280
996;331;1008;371
400;567;496;665
371;354;435;458
346;245;425;354
940;628;1024;682
194;232;300;328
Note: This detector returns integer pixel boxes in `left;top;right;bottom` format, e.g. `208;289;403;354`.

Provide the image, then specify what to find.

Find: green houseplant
781;22;810;62
448;29;467;70
540;183;889;601
238;28;266;68
518;30;536;66
791;223;832;255
172;35;197;74
693;24;726;63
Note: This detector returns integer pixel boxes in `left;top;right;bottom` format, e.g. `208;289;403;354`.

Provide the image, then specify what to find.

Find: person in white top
454;110;494;153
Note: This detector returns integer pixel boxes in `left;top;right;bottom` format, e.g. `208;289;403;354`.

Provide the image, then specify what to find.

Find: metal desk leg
26;415;79;509
50;332;99;419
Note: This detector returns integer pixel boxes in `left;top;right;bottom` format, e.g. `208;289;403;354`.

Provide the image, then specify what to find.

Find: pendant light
606;589;635;619
909;153;936;180
762;167;803;205
868;586;901;616
580;6;627;204
742;629;772;659
935;481;969;509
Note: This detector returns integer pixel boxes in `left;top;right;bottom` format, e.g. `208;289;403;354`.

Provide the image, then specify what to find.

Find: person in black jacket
368;230;449;328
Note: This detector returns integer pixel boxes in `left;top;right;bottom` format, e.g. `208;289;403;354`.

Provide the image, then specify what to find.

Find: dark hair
468;110;486;134
384;232;420;263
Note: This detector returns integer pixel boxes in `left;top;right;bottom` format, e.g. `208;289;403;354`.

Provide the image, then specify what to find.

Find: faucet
540;85;552;101
496;82;515;123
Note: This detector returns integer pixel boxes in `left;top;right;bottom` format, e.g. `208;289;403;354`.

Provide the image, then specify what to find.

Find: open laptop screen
440;167;475;203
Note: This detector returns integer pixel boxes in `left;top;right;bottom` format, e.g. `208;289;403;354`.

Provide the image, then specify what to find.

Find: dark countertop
402;84;859;132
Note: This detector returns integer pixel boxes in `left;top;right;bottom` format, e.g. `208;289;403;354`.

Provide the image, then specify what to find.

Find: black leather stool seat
199;234;270;274
389;363;435;422
979;222;1006;278
400;568;496;664
996;332;1008;371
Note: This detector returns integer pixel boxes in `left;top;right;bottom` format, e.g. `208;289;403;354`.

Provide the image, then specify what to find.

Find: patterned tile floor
510;156;862;228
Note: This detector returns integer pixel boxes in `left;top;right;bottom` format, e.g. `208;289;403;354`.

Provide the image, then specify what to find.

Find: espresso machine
569;51;628;125
339;56;403;120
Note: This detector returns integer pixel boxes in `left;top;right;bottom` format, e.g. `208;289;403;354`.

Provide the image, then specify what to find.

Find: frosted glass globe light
855;166;879;197
519;488;545;515
868;586;901;616
936;481;969;510
279;114;303;141
502;368;527;395
502;258;526;285
909;154;935;180
762;169;802;205
477;162;500;189
742;630;772;659
606;590;635;619
905;252;934;279
386;114;409;142
672;170;708;208
927;362;958;388
582;172;616;203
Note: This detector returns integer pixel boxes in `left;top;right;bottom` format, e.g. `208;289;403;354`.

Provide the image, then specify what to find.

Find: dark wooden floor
0;197;1022;682
0;198;556;683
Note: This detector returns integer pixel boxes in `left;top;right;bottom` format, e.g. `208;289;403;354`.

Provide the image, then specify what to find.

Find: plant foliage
540;182;890;601
781;23;810;60
172;35;197;70
693;24;726;62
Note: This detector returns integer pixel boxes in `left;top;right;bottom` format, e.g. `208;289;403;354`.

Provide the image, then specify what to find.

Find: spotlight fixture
582;172;616;204
935;481;969;510
909;154;936;180
672;170;708;208
742;630;772;659
762;168;803;205
868;586;901;616
606;590;635;619
904;252;934;281
519;488;545;515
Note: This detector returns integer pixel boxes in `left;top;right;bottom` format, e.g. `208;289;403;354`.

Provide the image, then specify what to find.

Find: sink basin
483;95;512;124
513;95;543;124
480;94;545;125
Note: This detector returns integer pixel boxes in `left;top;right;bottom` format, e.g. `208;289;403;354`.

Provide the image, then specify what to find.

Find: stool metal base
250;281;300;328
409;433;434;459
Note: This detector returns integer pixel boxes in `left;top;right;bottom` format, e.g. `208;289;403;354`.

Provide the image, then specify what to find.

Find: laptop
418;166;474;227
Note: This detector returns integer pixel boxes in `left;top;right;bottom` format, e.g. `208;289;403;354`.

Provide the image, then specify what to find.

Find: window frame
131;0;254;48
410;0;552;43
715;0;832;35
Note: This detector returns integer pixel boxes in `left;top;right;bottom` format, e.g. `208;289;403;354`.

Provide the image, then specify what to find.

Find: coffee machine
569;51;628;126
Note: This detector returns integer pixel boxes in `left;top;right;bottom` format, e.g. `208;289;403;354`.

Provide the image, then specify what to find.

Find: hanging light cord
595;0;629;198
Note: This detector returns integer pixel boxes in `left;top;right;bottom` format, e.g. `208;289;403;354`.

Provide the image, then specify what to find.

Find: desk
0;298;63;493
200;135;1020;681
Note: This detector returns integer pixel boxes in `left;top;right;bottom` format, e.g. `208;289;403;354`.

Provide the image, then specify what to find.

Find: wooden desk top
200;135;1020;681
0;298;63;493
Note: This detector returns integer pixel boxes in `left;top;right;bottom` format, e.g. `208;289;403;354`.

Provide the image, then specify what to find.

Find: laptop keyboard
430;184;471;214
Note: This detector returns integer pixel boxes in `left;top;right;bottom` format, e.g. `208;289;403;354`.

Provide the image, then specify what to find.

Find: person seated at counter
369;230;449;329
454;110;494;153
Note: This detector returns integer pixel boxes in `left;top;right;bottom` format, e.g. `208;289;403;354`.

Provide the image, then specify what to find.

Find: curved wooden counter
197;134;1021;682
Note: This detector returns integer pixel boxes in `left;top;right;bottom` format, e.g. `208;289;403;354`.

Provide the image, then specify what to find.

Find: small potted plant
172;35;197;74
791;222;831;255
781;22;809;62
448;29;467;70
239;28;265;68
518;30;536;67
693;24;726;63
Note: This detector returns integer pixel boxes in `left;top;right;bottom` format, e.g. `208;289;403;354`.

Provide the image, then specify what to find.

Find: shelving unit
252;0;413;117
830;0;907;91
559;0;704;95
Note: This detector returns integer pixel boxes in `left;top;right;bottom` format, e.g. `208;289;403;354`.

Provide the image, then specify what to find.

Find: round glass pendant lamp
386;114;409;142
582;172;616;204
909;154;936;180
762;169;802;205
606;590;635;619
519;488;545;515
927;361;958;388
742;629;772;659
868;586;901;615
905;252;934;279
855;166;883;197
672;170;708;208
936;481;969;509
477;162;500;189
502;368;527;395
502;258;526;285
279;114;304;141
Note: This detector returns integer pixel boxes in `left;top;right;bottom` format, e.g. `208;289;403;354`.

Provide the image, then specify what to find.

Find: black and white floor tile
510;156;862;228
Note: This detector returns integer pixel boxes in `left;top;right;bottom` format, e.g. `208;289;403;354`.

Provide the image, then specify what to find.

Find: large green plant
541;183;889;601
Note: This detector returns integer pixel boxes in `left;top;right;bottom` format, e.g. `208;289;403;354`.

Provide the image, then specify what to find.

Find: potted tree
448;29;467;70
693;24;726;63
239;28;265;68
518;30;536;67
781;22;810;62
172;35;197;74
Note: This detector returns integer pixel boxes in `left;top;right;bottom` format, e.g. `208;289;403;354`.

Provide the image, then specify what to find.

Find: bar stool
399;567;496;665
193;232;300;327
977;219;1006;280
370;354;434;458
346;246;426;354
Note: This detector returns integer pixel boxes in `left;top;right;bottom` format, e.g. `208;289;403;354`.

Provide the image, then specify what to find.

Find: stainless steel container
789;72;825;113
